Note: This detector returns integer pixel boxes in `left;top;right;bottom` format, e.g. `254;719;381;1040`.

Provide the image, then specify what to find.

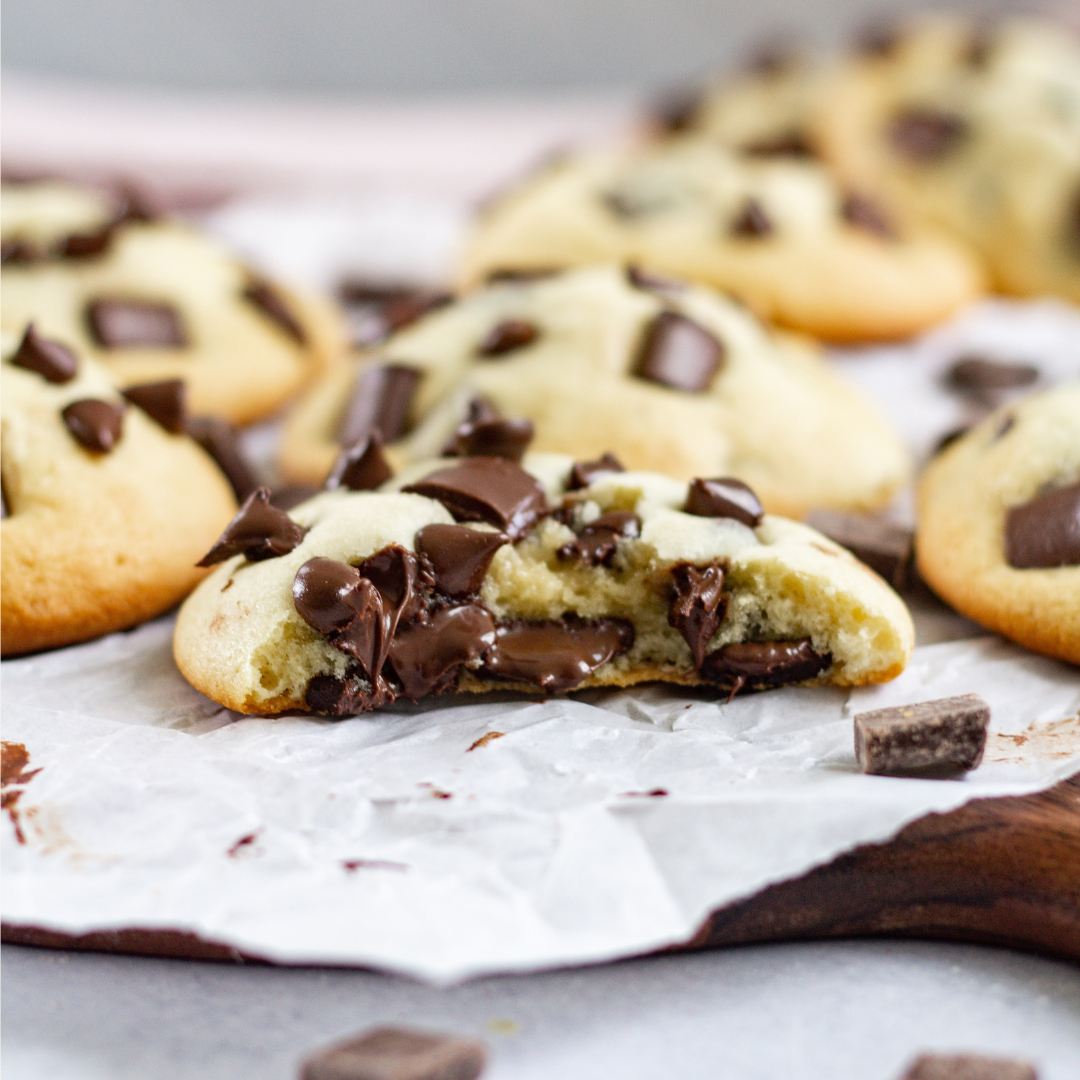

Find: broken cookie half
174;447;914;716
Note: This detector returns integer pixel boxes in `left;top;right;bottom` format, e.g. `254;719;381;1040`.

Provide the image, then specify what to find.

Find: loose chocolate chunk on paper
57;225;114;260
477;319;539;357
841;192;895;238
269;483;320;511
445;416;535;462
899;1051;1037;1080
668;562;727;668
86;297;188;348
403;458;547;540
184;416;260;502
415;523;508;597
626;265;685;293
482;617;635;692
121;379;186;433
10;325;78;383
241;279;307;345
299;1025;488;1080
890;108;967;162
566;452;625;490
338;364;422;446
729;198;773;238
684;477;763;527
854;693;990;776
742;131;816;158
1;238;38;265
805;509;913;590
702;639;830;692
633;311;724;393
946;355;1039;394
557;510;640;566
197;488;306;566
61;399;125;453
325;434;394;492
1004;481;1080;569
388;604;497;700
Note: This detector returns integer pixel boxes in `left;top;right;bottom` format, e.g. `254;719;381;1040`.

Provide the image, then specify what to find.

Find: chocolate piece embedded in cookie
1004;482;1080;569
633;311;724;392
702;639;830;693
729;198;773;238
61;399;125;453
389;605;497;700
805;509;913;590
339;364;422;446
241;278;307;345
57;224;114;260
299;1026;488;1080
10;325;78;383
557;510;640;566
86;298;188;348
415;524;507;597
668;562;727;669
566;452;625;491
889;108;967;162
840;193;895;239
184;416;260;502
197;488;306;566
121;379;186;434
444;415;534;462
898;1052;1037;1080
854;693;990;776
477;319;539;357
325;434;394;492
684;477;763;527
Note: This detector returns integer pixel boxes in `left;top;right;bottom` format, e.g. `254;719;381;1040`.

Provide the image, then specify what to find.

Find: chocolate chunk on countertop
805;509;913;590
854;693;990;776
299;1025;487;1080
897;1052;1038;1080
10;325;78;383
197;488;307;566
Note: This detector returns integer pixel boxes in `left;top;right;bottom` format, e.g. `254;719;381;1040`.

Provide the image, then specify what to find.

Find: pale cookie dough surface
2;183;347;424
174;452;914;716
456;136;984;341
917;382;1080;665
1;337;238;656
279;266;911;518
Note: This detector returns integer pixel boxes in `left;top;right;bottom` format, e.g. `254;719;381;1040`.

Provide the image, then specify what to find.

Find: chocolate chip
742;131;815;159
633;311;724;393
388;604;497;700
898;1052;1037;1080
626;265;685;292
841;193;895;239
184;416;260;502
269;484;320;511
121;379;186;433
1004;481;1080;569
10;325;78;383
557;510;640;566
86;298;188;348
241;279;306;345
854;693;990;776
805;510;913;590
946;355;1039;393
684;477;763;527
57;224;114;260
1;238;38;265
415;523;508;596
338;364;422;446
61;399;125;453
729;198;773;238
668;562;727;668
477;319;539;357
325;434;394;492
482;617;635;692
701;639;830;693
652;87;704;133
566;452;625;490
485;268;561;285
299;1026;488;1080
889;108;967;162
197;488;307;566
445;416;535;462
403;458;547;540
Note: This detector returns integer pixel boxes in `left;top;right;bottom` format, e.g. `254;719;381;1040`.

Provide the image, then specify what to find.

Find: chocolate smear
298;1026;487;1080
325;433;394;491
415;523;507;596
805;509;913;590
241;279;307;345
354;545;427;627
668;562;727;668
946;355;1039;394
184;416;260;502
633;311;724;393
702;639;830;692
729;198;773;238
557;510;640;566
1004;481;1080;569
1;238;38;265
338;363;422;446
890;108;967;162
57;224;114;260
86;298;188;348
899;1052;1036;1080
482;617;635;692
388;604;497;700
566;452;625;490
855;693;990;776
445;416;535;462
10;324;78;383
61;399;125;453
477;319;539;357
841;193;895;239
121;379;186;433
684;477;763;527
197;488;306;566
403;458;547;540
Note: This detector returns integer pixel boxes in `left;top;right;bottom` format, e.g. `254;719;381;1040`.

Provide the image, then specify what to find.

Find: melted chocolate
241;279;307;345
684;477;763;527
86;298;188;348
388;604;497;699
633;311;724;393
729;198;773;238
566;452;625;490
324;434;394;491
415;524;507;596
184;416;260;502
354;546;427;626
197;488;307;566
1004;482;1080;569
10;325;78;383
121;379;186;433
889;108;967;162
61;399;125;453
701;638;830;691
444;416;534;462
477;319;539;357
557;510;640;566
338;364;422;446
668;562;727;668
841;193;895;239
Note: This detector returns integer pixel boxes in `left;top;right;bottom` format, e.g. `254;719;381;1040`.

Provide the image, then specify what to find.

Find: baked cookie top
175;447;914;716
278;265;911;518
2;181;346;424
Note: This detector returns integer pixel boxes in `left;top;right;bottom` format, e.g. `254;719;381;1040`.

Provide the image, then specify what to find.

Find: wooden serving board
5;774;1079;964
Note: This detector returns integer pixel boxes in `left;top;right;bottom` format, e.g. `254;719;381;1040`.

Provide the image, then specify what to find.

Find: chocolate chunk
2;479;10;519
338;364;422;446
121;379;186;433
184;416;259;502
742;131;815;158
388;604;497;699
668;562;727;668
86;298;187;348
889;108;967;162
684;477;763;527
241;279;306;345
1004;481;1080;569
626;265;685;293
633;311;724;393
57;225;113;260
269;483;319;511
305;669;392;716
841;193;895;239
299;1026;488;1080
557;510;640;566
946;355;1039;394
355;545;426;626
338;281;451;345
805;510;913;590
61;399;125;453
403;458;547;540
1;238;38;265
445;416;535;462
484;268;560;285
197;488;306;566
653;87;704;133
854;693;990;776
482;617;635;692
729;198;773;238
566;452;625;490
701;639;830;692
10;325;78;383
477;319;539;357
415;523;507;596
325;434;394;492
899;1052;1037;1080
